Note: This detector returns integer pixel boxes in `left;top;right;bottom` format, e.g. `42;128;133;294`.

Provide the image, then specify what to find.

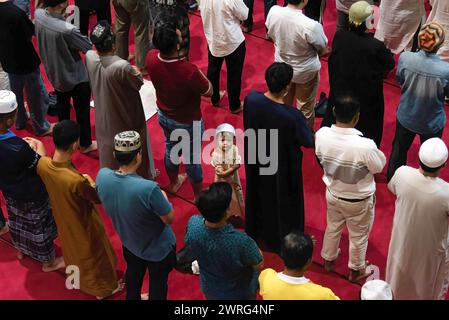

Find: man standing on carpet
322;1;394;147
35;0;97;154
315;95;386;283
146;24;212;196
386;138;449;300
112;0;151;75
197;0;248;113
0;90;63;272
96;131;176;300
244;63;314;253
37;120;122;299
387;23;449;181
86;21;157;180
0;0;54;137
266;0;330;129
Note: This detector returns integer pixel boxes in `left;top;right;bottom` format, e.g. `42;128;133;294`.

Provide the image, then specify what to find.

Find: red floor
0;1;448;300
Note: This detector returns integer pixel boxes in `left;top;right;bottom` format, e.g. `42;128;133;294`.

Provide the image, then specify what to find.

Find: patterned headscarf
418;22;445;53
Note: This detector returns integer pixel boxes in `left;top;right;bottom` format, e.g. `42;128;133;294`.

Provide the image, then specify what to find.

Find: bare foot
310;235;317;246
42;256;65;272
324;259;336;272
96;279;125;300
167;174;188;194
349;262;374;283
37;123;56;137
141;293;149;300
212;90;226;107
17;251;24;260
80;140;98;154
0;225;9;236
230;103;244;114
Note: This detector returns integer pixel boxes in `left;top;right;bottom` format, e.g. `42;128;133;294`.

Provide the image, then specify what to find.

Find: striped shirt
315;125;386;199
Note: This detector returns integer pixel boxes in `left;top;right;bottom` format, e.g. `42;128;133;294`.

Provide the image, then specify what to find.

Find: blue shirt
396;50;449;135
185;215;263;299
96;168;175;261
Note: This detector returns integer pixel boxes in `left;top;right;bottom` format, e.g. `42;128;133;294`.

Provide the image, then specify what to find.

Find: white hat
0;90;18;114
419;138;448;169
361;280;393;300
216;123;235;135
114;131;141;152
349;1;374;26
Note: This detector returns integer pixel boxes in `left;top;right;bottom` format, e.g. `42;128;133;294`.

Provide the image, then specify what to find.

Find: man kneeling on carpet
96;131;177;300
259;231;340;300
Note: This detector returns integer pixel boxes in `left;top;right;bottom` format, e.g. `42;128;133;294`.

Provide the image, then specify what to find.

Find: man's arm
366;144;387;175
77;176;101;204
150;188;175;225
230;0;249;22
308;23;329;56
65;28;93;53
123;63;144;91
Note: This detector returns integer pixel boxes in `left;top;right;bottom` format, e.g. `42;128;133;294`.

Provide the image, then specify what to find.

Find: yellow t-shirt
259;268;340;300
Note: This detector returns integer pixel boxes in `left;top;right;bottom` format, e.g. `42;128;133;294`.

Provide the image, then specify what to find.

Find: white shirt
336;0;373;14
315;125;386;199
197;0;248;57
266;6;328;84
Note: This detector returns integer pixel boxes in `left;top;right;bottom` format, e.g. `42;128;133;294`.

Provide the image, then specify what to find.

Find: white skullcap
361;280;393;300
0;90;18;114
419;138;448;169
114;131;141;152
216;123;235;135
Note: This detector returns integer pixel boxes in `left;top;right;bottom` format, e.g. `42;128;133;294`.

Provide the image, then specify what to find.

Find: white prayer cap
114;131;141;152
419;138;448;169
361;280;393;300
0;90;18;114
216;123;235;135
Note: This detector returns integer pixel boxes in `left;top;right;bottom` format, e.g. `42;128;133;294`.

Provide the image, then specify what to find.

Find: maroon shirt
146;50;209;124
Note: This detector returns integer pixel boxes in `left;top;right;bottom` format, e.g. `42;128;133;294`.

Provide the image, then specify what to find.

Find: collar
330;125;364;136
277;272;310;285
157;53;185;63
45;9;65;20
0;130;16;141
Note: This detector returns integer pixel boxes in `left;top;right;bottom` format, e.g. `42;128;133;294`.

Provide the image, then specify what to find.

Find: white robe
0;63;9;90
386;166;449;300
427;0;449;62
375;0;425;54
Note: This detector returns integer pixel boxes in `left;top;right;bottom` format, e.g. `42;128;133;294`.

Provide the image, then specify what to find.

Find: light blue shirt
396;50;449;135
96;168;175;261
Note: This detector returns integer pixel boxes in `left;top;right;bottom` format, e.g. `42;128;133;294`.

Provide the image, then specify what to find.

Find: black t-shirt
0;131;47;201
0;2;40;75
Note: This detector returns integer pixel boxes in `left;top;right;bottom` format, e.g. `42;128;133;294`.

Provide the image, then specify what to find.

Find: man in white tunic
375;0;425;54
85;21;157;179
386;138;449;300
427;0;449;62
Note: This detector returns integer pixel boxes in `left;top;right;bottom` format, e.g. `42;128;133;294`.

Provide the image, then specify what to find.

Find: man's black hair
53;120;80;151
114;149;141;166
281;231;314;270
265;62;294;94
333;95;361;124
419;160;445;174
153;23;178;55
195;182;232;223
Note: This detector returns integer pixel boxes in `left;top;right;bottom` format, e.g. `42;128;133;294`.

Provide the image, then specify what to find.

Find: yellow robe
37;157;118;298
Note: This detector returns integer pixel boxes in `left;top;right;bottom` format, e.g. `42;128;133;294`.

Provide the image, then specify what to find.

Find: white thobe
386;166;449;300
427;0;449;62
375;0;425;54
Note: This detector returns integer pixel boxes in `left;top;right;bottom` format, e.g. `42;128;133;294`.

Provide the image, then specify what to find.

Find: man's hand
320;47;332;57
24;137;41;152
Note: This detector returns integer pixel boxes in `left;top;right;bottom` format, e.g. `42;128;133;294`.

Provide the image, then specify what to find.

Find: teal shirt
96;168;175;261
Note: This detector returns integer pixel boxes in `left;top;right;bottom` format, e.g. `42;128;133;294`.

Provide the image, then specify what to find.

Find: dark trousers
55;82;92;148
304;0;326;23
207;42;246;111
243;0;277;27
79;5;112;36
0;207;5;229
122;246;176;300
387;119;444;181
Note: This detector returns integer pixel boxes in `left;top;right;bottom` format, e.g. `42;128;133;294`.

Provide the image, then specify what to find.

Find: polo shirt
259;268;340;300
96;168;175;262
0;130;47;201
0;1;40;75
266;6;328;84
315;125;386;199
197;0;248;57
185;215;263;299
146;51;209;124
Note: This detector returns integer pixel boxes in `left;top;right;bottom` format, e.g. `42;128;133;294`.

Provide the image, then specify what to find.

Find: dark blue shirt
185;215;263;299
0;130;47;201
96;168;175;261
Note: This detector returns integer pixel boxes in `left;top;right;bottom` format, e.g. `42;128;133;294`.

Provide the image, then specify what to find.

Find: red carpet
0;1;448;300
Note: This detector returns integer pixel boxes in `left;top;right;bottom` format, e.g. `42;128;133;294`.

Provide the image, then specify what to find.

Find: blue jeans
8;68;51;135
157;111;204;183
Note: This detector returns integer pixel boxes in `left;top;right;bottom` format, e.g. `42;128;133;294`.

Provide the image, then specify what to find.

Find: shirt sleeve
148;185;173;216
229;0;249;21
396;55;405;85
376;44;395;77
76;175;101;204
65;28;93;53
387;167;400;195
122;63;144;91
240;235;263;267
366;143;386;174
189;66;210;96
293;112;314;148
307;23;328;54
18;140;40;173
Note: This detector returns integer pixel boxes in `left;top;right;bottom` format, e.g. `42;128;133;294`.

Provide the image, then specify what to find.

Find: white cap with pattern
0;90;18;114
114;131;142;152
